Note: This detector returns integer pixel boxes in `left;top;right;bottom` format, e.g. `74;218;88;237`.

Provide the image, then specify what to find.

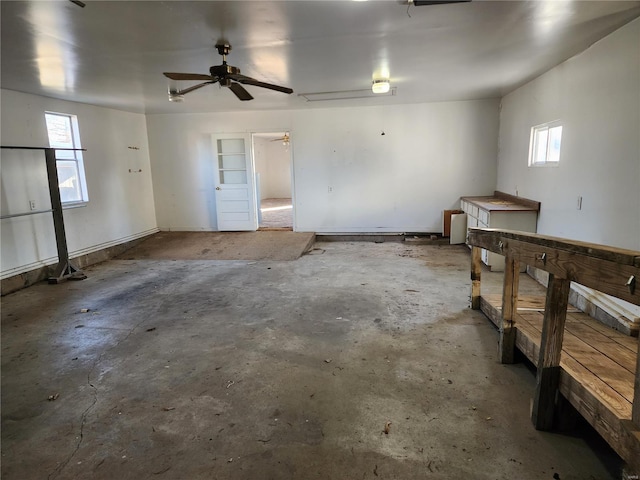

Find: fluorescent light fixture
413;0;471;5
372;79;390;94
299;87;396;102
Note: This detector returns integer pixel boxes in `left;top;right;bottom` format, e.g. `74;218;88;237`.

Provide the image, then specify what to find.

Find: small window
528;121;562;167
45;112;88;204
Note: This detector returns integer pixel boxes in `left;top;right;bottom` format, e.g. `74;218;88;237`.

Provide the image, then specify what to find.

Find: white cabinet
460;193;539;272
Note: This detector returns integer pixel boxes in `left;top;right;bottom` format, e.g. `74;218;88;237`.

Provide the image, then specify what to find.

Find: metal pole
44;148;85;282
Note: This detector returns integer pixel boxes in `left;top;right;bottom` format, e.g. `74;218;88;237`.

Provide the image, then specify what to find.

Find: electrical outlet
29;200;36;210
328;186;333;193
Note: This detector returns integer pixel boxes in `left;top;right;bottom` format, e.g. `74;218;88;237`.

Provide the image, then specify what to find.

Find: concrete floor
1;242;621;479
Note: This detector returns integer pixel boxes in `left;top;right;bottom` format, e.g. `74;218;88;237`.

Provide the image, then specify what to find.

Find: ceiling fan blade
163;72;214;81
176;81;214;95
229;82;254;101
229;74;293;95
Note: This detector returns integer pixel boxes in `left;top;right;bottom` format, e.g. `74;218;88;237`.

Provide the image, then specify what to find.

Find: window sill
62;202;89;210
528;162;560;168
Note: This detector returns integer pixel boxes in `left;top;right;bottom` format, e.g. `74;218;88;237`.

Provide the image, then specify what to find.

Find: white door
212;133;258;231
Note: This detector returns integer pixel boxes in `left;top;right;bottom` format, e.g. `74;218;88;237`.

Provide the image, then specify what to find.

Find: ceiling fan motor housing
215;43;232;56
210;64;240;78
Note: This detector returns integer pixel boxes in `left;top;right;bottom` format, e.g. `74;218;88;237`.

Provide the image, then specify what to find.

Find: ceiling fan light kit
163;43;293;102
168;92;185;103
372;79;391;94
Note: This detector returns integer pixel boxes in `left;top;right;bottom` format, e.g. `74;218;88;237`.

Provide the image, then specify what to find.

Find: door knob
216;187;221;190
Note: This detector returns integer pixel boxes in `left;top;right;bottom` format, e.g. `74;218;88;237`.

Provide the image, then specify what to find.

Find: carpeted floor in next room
259;197;293;230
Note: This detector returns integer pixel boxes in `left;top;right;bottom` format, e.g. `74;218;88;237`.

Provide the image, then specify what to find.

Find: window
45;112;88;204
528;121;562;166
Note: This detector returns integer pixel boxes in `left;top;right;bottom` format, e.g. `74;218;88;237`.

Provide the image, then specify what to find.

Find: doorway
252;132;293;230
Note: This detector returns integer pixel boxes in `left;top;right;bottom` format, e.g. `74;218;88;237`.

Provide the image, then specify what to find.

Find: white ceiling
2;1;639;115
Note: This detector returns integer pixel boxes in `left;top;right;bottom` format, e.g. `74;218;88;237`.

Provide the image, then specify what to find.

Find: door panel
212;133;257;231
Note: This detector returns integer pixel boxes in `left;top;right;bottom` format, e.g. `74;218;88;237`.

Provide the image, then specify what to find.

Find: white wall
264;139;292;199
0;89;158;278
147;111;293;231
254;137;292;200
497;18;640;251
292;101;498;232
253;137;270;201
253;134;291;200
147;99;499;232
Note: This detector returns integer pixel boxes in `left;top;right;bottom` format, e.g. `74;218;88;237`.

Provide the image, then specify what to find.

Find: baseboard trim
1;228;158;296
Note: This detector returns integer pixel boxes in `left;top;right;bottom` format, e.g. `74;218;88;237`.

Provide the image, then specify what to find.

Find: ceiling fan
164;43;293;102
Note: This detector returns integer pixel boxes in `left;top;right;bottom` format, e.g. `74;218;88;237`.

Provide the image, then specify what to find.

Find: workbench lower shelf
480;294;640;467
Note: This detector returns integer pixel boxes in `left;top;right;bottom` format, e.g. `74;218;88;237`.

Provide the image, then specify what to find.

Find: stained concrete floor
1;242;621;479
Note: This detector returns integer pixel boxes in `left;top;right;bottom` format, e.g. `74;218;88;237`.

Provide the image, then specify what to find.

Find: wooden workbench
466;228;640;473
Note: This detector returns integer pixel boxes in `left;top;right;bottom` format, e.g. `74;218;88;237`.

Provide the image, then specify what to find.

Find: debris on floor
383;421;392;435
47;393;59;401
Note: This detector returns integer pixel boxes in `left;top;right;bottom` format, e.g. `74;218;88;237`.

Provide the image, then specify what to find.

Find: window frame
528;120;563;167
44;111;89;206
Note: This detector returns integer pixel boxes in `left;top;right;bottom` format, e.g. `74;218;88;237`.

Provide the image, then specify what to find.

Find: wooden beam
471;246;482;310
466;229;640;305
507;239;639;305
500;252;520;364
532;274;571;430
467;229;504;256
467;228;640;268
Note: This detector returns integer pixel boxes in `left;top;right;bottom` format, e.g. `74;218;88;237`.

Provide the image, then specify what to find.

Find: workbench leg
471;246;482;310
633;334;640;428
625;334;640;476
499;252;519;364
531;273;571;430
